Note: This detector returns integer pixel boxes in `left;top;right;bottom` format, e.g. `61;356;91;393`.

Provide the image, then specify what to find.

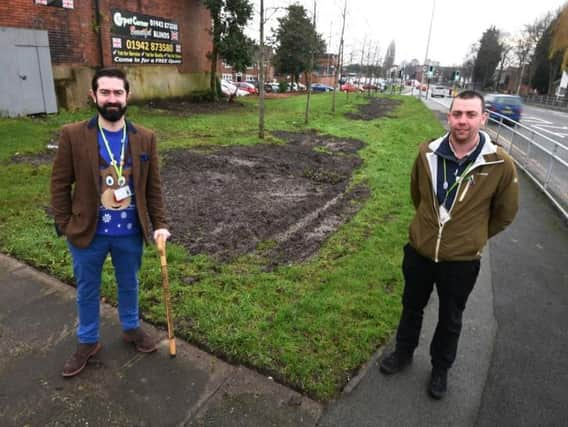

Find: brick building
0;0;212;110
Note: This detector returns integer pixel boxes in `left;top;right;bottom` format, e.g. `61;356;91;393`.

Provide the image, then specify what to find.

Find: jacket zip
432;160;501;262
458;179;471;202
434;225;444;263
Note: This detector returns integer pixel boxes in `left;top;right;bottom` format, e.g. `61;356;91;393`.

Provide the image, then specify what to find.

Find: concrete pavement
0;255;321;426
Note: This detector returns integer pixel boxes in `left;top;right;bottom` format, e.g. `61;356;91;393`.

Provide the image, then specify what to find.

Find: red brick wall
0;0;99;65
0;0;212;72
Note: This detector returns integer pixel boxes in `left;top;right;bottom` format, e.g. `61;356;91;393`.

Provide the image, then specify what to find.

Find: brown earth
161;131;368;266
345;97;402;120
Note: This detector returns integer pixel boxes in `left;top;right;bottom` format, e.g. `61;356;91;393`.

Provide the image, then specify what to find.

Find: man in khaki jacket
380;90;519;399
51;68;171;377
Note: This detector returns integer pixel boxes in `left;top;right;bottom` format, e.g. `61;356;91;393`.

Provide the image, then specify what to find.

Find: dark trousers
396;244;481;371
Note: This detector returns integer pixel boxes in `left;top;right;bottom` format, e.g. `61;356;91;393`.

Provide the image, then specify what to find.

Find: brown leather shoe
62;342;102;377
122;327;157;353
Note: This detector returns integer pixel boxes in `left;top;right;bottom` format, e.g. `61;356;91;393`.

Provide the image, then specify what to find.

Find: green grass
0;93;443;399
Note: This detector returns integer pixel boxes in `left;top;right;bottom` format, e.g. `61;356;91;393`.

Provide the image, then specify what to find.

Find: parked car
221;80;249;97
340;83;362;93
431;85;448;98
235;81;257;95
485;94;523;124
361;83;379;91
290;82;307;91
263;82;280;93
311;83;334;92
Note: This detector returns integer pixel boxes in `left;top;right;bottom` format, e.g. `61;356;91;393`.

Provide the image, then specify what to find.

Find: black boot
379;350;413;375
428;368;448;399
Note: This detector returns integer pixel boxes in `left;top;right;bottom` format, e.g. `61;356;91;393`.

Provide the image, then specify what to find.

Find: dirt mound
161;131;368;265
345;97;401;120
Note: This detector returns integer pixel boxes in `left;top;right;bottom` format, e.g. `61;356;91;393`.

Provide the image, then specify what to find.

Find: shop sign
110;9;182;65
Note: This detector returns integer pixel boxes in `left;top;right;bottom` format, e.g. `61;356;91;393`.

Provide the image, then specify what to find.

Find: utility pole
258;0;265;138
421;0;435;98
332;0;346;113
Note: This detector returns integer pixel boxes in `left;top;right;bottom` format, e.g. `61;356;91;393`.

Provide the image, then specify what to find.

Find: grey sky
247;0;567;66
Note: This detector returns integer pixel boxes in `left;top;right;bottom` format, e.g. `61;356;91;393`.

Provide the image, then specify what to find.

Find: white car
221;80;249;97
431;86;448;98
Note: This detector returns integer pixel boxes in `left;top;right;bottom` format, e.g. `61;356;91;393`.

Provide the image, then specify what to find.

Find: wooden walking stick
157;235;176;357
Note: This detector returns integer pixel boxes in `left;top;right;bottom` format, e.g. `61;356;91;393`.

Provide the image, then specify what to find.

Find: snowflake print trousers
68;233;143;343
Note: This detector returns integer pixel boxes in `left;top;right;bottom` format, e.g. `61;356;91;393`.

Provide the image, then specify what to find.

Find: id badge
114;186;132;202
439;205;451;225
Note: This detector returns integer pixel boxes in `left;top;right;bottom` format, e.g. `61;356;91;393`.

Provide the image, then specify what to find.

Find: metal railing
523;94;568;112
485;111;568;220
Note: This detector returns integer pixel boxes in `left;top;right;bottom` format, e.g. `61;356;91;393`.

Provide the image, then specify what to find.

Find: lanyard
98;121;127;179
442;158;474;206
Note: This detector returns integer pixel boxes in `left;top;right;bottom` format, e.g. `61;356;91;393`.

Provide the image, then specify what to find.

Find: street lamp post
421;0;435;98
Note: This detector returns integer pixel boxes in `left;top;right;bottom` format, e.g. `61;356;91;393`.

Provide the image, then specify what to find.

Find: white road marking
532;125;568;138
521;116;553;124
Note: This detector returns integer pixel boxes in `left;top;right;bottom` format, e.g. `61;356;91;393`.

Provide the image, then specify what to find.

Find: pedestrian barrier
485;112;568;220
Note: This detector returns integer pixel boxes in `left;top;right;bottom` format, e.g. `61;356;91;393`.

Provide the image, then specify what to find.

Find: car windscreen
495;96;522;106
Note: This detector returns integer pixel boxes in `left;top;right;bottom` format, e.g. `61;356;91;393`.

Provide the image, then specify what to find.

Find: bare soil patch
162;130;368;266
144;99;247;116
345;97;401;121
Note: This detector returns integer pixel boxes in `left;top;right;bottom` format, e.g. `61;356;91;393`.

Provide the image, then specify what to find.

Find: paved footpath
0;255;321;426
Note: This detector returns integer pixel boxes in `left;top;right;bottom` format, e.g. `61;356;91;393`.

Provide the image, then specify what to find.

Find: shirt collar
87;115;137;133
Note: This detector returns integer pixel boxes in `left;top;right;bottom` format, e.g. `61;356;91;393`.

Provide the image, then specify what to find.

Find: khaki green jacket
50;117;168;248
409;131;519;262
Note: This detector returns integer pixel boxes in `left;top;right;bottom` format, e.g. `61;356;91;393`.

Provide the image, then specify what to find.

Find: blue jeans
68;233;143;343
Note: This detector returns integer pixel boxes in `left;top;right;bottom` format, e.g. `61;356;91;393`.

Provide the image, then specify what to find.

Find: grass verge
0;93;443;399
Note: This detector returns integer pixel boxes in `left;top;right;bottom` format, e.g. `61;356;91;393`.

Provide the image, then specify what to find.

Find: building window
222;73;233;81
245;75;255;82
35;0;74;8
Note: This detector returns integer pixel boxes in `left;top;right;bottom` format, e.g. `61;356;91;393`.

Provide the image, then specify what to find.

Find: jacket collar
87;115;138;133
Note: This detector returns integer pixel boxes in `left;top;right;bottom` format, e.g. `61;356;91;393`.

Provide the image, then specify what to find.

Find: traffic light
454;71;460;81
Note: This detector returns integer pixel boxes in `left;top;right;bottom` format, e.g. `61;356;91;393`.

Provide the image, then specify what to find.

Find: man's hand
153;228;171;242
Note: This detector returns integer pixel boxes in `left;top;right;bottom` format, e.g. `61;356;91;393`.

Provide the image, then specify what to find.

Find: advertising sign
110;9;182;65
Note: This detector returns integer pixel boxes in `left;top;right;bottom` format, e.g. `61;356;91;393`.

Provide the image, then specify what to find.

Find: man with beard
379;90;519;399
51;68;171;377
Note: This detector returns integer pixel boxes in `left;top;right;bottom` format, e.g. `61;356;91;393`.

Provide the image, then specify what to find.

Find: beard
97;102;127;122
451;127;474;143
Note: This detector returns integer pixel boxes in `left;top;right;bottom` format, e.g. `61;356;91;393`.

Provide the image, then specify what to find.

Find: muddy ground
161;131;368;265
345;97;401;121
15;96;401;266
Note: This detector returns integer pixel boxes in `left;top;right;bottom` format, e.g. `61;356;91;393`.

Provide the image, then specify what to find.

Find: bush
278;81;289;93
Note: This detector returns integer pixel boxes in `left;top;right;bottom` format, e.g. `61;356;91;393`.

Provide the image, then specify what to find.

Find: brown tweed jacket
50;117;168;248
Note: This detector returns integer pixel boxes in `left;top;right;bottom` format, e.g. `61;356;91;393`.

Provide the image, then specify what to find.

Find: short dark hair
91;68;130;94
450;90;485;112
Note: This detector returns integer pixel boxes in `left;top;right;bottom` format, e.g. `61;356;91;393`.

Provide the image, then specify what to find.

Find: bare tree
495;34;513;91
331;0;347;113
383;40;396;78
304;0;317;125
514;13;554;94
